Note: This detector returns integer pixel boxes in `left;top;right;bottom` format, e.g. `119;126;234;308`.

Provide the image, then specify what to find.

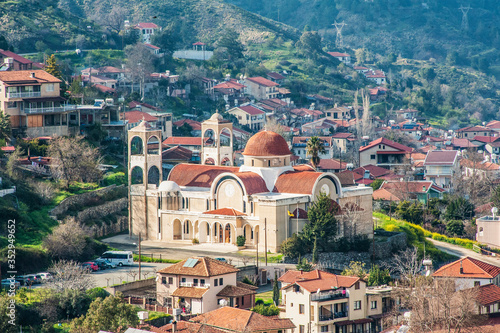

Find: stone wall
236;265;258;282
371;232;407;260
105;277;155;296
90;216;128;238
77;197;128;223
50;184;126;218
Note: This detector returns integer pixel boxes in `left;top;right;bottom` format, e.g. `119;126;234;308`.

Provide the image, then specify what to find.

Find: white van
100;251;134;266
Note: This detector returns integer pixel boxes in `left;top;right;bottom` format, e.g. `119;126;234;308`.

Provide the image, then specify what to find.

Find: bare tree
386;247;422;288
361;89;373;138
339;200;363;241
43;217;89;261
125;43;155;99
47;135;102;189
47;260;95;292
31;181;55;204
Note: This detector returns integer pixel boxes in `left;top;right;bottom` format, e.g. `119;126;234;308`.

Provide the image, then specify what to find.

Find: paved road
90;262;171;288
429;238;500;266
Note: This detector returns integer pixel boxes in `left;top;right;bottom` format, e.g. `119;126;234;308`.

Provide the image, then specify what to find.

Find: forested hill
225;0;500;65
0;0;299;52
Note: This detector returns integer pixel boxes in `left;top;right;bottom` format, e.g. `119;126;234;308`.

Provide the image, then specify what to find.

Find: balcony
8;91;41;98
24;105;77;114
319;312;348;321
179;282;210;288
311;290;349;302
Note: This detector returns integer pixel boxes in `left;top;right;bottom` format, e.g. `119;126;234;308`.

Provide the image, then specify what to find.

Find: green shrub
102;172;127;186
237;235;246;246
192;238;199;244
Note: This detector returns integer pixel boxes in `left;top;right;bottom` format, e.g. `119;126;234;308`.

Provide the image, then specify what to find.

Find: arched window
220;128;232;147
148;166;160;186
147;135;160;155
203;129;216;147
131;166;143;184
130;136;143;155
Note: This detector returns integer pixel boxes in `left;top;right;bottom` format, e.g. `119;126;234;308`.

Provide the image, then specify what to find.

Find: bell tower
201;112;233;166
128;120;162;239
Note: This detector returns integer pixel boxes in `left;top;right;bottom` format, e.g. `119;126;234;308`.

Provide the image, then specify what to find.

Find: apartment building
244;76;279;100
279;270;391;333
0;70;78;137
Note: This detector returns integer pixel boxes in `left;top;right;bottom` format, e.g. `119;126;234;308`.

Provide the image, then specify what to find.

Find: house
174;119;202;136
476;284;500;315
432;257;500;290
189;307;295;333
128;118;374;252
290;108;324;125
327;52;351;65
456;125;495;139
395;108;418;120
243;77;279;100
359;138;413;169
162;145;200;168
353;165;393;180
317;159;348;173
353;66;369;74
144;43;161;55
123;110;158;131
461;158;500;180
0;49;41;71
423;150;460;190
476;211;500;249
156;256;256;313
301;118;338;136
332;132;355;155
325;106;351;120
135;22;159;44
292;137;334;162
162;136;204;153
373;180;445;204
214;80;246;108
227;104;266;132
279;269;392;333
368;87;388;101
267;72;286;84
0;70;78;137
77;99;125;140
485;142;500;163
446;137;478;151
486;120;500;134
365;70;386;85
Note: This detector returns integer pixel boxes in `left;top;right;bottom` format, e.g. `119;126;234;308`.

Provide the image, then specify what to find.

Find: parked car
38;272;52;281
92;260;108;271
95;258;117;269
25;274;42;284
214;257;227;263
15;276;32;286
81;262;99;272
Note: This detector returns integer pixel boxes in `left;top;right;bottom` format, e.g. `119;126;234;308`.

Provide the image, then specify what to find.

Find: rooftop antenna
459;5;471;31
333;21;347;49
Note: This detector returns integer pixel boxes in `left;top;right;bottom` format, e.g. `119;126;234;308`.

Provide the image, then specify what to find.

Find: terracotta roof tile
190;307;295;332
267;72;285;80
381;181;434;194
135;22;158;29
359;137;412;153
162;146;193;161
242;131;291;156
162;137;203;146
246;76;279;87
237;105;266;115
203;208;246;216
273;171;322;194
424;150;459;166
317;159;347;170
172;287;209;298
449;138;478;148
124;110;158;123
160;321;226;333
168;164;239;188
0;49;34;64
328;52;350;57
158;257;239;277
433;257;500;279
461;159;500;171
233;172;269;194
477;284;500;306
216;285;257;297
336;170;356;186
457;125;492;132
372;188;401;201
0;70;61;85
279;269;360;292
236;281;259;290
353;164;392;178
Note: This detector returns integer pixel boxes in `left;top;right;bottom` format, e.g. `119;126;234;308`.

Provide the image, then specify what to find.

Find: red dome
242;131;291;156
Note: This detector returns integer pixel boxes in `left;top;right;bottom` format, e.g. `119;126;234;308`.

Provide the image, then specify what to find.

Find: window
193;279;198;286
355;282;360;290
219;278;223;286
46;84;54;92
168;277;173;284
162;277;166;284
371;301;377;309
299;304;305;314
474;281;481;287
321;326;328;332
354;300;361;310
214;279;218;287
181;278;186;283
7;102;17;108
166;297;173;308
299;325;305;333
236;297;239;306
241;296;244;305
370;154;376;160
200;279;205;285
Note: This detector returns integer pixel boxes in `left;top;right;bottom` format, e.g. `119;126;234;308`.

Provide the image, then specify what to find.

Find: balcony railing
24;105;77;114
179;282;210;288
8;91;41;98
319;312;348;321
311;290;349;302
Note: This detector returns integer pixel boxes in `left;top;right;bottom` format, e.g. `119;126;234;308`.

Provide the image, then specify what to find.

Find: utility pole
333;21;347;49
459;5;471;31
138;232;142;279
264;218;268;266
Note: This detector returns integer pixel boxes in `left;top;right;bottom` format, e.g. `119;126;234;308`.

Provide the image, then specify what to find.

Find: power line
333;21;347;49
459;5;472;31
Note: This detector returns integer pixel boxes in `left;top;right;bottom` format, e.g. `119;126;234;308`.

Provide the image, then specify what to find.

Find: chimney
30;72;36;78
460;260;463;274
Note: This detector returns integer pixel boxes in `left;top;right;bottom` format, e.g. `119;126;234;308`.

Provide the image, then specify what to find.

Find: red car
82;262;99;272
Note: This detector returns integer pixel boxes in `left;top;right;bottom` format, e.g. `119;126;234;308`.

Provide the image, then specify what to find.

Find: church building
128;114;373;252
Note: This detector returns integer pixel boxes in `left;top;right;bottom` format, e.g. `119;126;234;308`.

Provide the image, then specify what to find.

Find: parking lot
90;262;172;288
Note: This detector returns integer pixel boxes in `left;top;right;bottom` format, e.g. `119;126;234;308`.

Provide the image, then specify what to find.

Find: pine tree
312;236;318;264
0;111;11;141
45;54;66;96
272;271;279;306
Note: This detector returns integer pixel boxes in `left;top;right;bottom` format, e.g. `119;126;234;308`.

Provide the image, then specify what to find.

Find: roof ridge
467;257;496;278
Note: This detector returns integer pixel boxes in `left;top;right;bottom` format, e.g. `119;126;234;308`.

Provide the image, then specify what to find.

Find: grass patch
133;255;181;264
255;290;274;303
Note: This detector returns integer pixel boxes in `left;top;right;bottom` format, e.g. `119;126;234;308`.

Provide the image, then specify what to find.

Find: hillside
225;0;500;65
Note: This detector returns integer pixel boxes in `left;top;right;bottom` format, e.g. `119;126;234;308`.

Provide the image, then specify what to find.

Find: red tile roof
273;171;322;194
168;164;239;188
353;164;392;178
242;131;291;156
203;208;246;216
237;105;266;115
0;49;33;64
317;159;347;170
424;150;458;166
267;72;285;80
233;172;269;194
328;52;350;57
246;76;279;87
216;285;257;297
433;257;500;279
158;257;239;277
449;138;478;148
472;135;499;143
135;22;158;29
190;307;295;332
279;269;360;292
1;146;15;152
457;125;492;132
124;110;158;123
461;159;500;171
0;70;61;85
94;84;116;94
332;132;354;139
486;120;500;130
144;43;160;50
159;321;224;333
372;188;401;201
172;287;209;298
359;137;412;153
290;108;324;117
214;80;246;90
381;180;434;194
477;284;500;306
173;119;202;131
162;146;193;161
